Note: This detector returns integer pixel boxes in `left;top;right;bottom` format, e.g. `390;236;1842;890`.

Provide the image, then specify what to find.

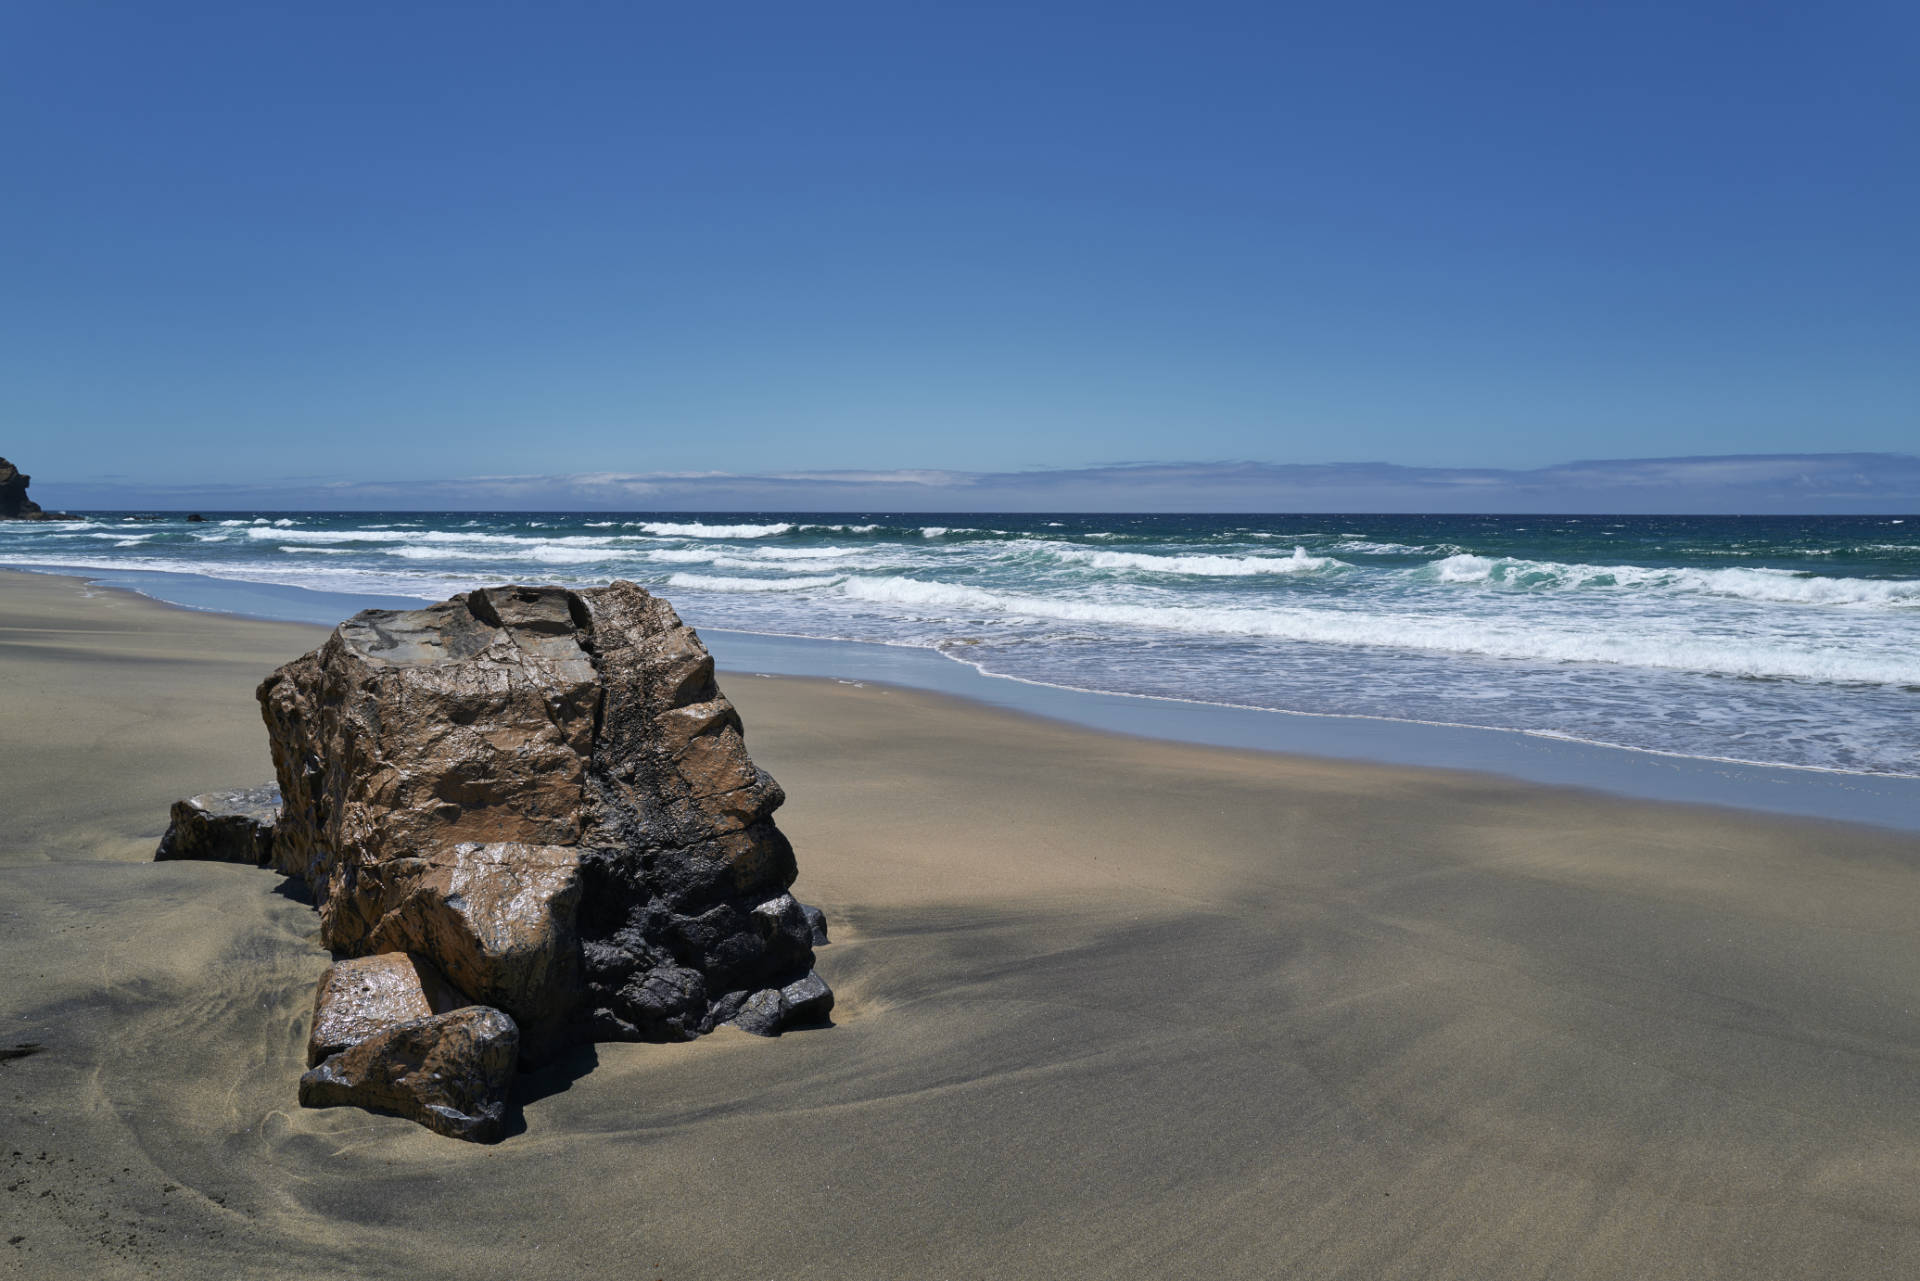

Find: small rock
781;970;835;1026
299;1006;518;1143
306;952;470;1066
731;988;788;1037
731;970;834;1036
153;786;280;865
800;903;830;946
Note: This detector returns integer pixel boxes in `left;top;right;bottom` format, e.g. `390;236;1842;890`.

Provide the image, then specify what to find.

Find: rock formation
233;581;831;1140
0;457;76;520
154;786;280;865
0;457;43;518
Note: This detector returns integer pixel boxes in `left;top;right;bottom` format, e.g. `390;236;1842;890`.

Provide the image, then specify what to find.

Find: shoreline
9;562;1920;833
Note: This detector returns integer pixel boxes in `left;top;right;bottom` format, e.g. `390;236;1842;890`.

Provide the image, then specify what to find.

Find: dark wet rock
0;458;34;518
307;952;470;1066
0;457;71;520
781;970;835;1024
800;902;830;946
153;786;280;865
299;1006;518;1143
185;513;206;522
257;581;830;1070
728;969;835;1037
731;987;789;1036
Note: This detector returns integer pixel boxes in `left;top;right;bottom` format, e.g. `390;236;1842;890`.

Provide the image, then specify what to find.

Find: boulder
257;582;828;1066
299;1006;519;1143
306;952;470;1066
153;786;280;865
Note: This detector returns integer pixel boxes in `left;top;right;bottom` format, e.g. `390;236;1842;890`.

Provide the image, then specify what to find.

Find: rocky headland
154;581;832;1141
0;457;73;520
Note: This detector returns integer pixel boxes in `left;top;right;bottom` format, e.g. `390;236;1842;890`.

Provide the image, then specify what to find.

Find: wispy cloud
38;453;1920;513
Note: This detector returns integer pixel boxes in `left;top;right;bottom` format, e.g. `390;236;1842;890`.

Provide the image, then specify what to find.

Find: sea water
4;512;1915;778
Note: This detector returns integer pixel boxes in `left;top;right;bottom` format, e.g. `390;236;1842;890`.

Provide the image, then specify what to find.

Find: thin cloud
37;453;1920;513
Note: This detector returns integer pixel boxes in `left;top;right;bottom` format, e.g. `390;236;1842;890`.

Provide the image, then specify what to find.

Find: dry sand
4;567;1920;1279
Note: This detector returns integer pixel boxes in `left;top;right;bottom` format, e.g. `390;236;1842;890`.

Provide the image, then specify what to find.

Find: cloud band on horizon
36;453;1920;514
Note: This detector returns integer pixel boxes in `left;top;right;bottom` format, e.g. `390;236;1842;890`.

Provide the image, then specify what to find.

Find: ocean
4;511;1916;779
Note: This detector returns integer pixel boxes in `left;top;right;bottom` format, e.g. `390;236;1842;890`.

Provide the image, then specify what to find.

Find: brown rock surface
306;952;470;1066
258;581;828;1065
299;1006;519;1143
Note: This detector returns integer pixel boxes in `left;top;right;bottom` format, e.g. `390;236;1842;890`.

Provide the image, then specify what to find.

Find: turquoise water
5;511;1916;777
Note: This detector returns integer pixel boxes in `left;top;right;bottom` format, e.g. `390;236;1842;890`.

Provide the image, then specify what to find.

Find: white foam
636;521;793;539
831;575;1920;685
1329;540;1454;555
381;541;620;564
252;527;413;543
751;545;861;561
644;549;835;573
667;572;844;592
1055;545;1347;577
1422;553;1920;608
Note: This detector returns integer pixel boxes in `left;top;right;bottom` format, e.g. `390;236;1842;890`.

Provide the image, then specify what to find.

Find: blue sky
3;1;1915;507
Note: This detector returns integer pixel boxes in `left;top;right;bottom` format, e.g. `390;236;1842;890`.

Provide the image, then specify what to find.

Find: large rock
153;786;280;865
299;1006;519;1143
257;582;829;1064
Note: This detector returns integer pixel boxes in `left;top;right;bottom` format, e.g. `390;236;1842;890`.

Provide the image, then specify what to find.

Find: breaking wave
635;521;793;538
1425;554;1920;607
1052;545;1347;577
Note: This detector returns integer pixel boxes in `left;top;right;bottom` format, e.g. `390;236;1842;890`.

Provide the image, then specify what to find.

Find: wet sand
5;567;1920;1279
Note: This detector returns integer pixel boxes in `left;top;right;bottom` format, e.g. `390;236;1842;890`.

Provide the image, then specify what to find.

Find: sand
4;567;1920;1279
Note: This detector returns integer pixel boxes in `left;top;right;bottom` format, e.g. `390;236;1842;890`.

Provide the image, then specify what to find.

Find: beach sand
5;567;1920;1279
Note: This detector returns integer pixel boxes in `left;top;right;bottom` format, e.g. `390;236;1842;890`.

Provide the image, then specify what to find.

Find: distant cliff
0;457;70;520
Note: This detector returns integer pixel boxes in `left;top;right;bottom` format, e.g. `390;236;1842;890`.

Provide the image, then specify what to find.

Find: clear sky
3;1;1915;501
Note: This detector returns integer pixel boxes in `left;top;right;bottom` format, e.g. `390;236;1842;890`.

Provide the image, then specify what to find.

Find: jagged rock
299;1006;518;1143
153;786;280;865
0;457;37;518
782;970;835;1023
0;457;68;520
257;581;828;1070
186;513;206;522
307;952;470;1066
801;902;830;946
729;969;835;1037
